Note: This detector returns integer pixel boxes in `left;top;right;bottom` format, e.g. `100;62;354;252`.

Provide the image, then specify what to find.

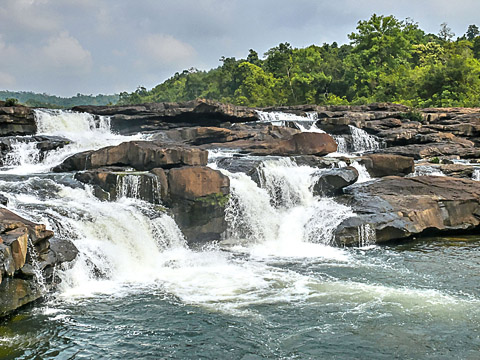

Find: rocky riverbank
0;100;480;316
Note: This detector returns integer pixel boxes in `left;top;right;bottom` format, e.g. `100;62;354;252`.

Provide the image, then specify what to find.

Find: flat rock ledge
334;176;480;246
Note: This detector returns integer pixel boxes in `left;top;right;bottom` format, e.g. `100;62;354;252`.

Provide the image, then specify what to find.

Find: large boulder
53;141;208;172
248;132;337;156
358;154;415;177
165;166;230;243
312;167;359;197
334;176;480;246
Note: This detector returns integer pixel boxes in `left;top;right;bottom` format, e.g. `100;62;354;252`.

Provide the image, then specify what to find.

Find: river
0;110;479;359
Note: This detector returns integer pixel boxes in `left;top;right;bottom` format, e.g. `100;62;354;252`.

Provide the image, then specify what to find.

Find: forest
119;14;480;108
0;91;119;108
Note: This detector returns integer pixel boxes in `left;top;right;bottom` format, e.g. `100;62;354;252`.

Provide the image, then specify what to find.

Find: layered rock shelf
0;208;78;317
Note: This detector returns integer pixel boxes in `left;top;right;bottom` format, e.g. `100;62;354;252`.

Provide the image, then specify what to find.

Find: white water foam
472;168;480;181
255;110;324;133
1;109;142;174
348;125;381;153
223;158;354;259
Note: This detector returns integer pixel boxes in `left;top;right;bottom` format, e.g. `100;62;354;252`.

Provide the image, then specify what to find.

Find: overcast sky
1;0;479;96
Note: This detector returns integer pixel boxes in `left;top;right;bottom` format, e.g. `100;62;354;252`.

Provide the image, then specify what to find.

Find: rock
0;278;43;318
334;176;480;246
53;141;208;172
48;238;78;264
166;166;230;243
382;142;480;160
0;194;7;206
358;154;415;177
155;126;252;145
73;99;259;134
0;105;36;136
75;167;164;203
0;208;77;318
312;167;359;197
249;132;337;156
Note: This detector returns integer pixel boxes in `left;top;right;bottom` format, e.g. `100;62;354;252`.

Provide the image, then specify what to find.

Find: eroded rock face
334;176;480;246
0;105;36;136
53;141;208;172
73;99;258;134
165;166;230;243
0;208;78;317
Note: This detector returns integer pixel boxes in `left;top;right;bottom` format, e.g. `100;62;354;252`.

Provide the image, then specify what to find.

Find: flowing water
0;111;479;359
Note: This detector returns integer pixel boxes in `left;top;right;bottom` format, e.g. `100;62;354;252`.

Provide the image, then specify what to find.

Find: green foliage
196;193;230;207
4;98;18;106
117;14;480;108
0;91;119;108
429;157;440;164
399;110;424;122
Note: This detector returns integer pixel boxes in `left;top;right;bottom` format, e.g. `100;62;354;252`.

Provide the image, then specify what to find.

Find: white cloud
139;34;196;66
0;72;16;88
41;32;93;74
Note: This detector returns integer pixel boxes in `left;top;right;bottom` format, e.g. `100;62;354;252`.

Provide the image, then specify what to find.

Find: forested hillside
119;14;480;108
0;91;119;108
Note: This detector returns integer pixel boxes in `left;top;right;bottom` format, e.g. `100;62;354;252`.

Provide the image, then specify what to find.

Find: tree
438;22;455;42
466;24;479;41
347;14;413;98
233;62;277;107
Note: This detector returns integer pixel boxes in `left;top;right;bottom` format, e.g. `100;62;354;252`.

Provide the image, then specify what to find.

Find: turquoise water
2;236;479;359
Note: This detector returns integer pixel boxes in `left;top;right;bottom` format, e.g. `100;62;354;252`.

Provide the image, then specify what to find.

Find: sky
1;0;479;97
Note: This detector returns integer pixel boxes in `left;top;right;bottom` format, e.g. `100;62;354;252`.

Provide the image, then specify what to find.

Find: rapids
0;110;479;359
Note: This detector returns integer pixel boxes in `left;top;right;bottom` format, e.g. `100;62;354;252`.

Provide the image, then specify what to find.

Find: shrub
4;98;18;107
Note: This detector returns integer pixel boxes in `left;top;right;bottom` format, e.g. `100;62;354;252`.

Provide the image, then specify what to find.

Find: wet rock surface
334;176;480;246
0;208;78;317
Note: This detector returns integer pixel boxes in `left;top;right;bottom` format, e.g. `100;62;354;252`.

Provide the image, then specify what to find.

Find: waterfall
255;110;324;133
1;109;142;174
348;125;381;153
115;172;162;203
222;158;354;258
409;165;445;177
4;140;41;167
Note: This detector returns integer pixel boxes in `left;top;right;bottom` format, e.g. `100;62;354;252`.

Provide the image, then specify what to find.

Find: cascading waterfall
255;110;324;133
1;107;479;358
4;140;41;167
222;158;355;258
348;125;381;152
1;109;142;174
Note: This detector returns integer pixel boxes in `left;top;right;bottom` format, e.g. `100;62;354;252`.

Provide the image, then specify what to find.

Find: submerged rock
334;176;480;246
